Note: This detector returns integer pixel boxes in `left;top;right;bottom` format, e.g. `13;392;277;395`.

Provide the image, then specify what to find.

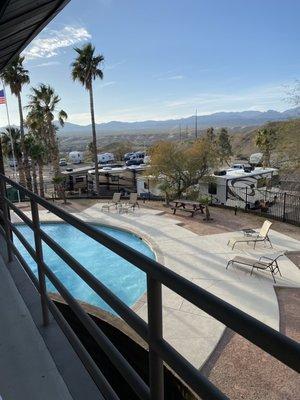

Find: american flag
0;89;6;104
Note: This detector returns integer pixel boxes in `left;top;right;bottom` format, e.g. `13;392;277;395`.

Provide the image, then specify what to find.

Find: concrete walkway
0;254;73;400
11;205;300;368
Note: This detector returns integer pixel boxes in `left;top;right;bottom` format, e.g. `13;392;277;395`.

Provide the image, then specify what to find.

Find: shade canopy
0;0;70;72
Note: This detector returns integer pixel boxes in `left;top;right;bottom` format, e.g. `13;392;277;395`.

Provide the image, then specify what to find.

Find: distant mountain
2;107;300;136
56;106;300;135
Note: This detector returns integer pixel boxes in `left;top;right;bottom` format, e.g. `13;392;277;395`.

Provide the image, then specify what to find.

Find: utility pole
186;125;188;139
195;108;198;139
179;123;182;141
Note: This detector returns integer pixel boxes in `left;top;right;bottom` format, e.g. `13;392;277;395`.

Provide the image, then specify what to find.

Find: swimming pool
14;223;155;314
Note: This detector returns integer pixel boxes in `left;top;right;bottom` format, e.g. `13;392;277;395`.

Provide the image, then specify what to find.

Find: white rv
137;175;163;199
198;166;279;207
69;151;84;164
97;152;115;164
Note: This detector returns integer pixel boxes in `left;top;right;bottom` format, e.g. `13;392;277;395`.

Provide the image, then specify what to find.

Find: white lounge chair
101;192;121;212
226;253;284;283
227;220;273;250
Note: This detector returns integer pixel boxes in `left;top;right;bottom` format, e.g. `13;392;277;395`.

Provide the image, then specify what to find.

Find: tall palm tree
71;43;104;194
1;55;31;189
0;127;25;183
27;136;46;197
27;84;67;178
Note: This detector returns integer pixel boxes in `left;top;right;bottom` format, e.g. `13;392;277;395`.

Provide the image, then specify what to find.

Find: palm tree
1;55;31;189
28;138;46;197
27;84;67;178
0;127;25;183
71;43;104;194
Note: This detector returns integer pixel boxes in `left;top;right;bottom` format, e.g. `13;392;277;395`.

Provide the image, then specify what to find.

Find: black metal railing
0;173;299;400
210;186;300;226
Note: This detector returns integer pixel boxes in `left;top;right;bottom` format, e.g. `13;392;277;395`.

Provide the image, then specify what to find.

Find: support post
147;276;164;400
30;199;49;326
283;192;287;222
0;178;13;262
245;187;248;210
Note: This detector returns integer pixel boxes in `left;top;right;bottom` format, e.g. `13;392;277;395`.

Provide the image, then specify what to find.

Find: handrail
1;173;300;400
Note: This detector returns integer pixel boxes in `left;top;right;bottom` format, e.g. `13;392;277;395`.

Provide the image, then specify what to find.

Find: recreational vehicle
198;166;279;207
137;175;163;199
97;153;115;164
69;151;84;164
62;165;91;193
88;164;147;193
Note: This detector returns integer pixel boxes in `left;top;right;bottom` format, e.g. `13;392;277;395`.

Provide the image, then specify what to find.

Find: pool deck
10;204;300;368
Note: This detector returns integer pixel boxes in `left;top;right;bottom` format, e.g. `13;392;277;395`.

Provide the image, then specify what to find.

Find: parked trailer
137;175;163;199
62;166;91;193
69;151;84;164
97;152;115;164
88;165;147;193
198;166;279;207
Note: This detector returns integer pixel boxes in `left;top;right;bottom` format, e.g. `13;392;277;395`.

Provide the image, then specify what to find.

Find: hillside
231;119;300;161
55;106;300;136
231;119;300;190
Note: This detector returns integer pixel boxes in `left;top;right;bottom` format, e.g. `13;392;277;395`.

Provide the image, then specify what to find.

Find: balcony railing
0;172;299;400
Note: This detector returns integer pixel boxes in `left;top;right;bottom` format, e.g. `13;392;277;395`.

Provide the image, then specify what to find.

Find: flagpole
2;81;21;202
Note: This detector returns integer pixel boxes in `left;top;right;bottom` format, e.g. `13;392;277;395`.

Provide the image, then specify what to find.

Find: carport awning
0;0;70;72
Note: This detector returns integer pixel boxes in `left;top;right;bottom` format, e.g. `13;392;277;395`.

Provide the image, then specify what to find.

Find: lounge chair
227;220;273;250
226;253;284;283
125;193;140;209
101;192;121;212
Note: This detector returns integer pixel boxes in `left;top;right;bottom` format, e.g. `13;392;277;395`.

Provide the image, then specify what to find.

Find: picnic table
171;199;205;217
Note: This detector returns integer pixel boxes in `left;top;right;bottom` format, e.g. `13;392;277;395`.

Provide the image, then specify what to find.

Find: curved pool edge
13;218;165;313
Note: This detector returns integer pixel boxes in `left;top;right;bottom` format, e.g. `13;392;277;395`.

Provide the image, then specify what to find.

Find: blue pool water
14;223;155;314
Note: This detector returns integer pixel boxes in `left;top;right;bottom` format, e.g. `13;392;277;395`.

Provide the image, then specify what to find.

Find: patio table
171;199;205;217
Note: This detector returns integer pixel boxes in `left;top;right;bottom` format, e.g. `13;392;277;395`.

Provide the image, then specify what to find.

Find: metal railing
0;172;299;400
210;186;300;226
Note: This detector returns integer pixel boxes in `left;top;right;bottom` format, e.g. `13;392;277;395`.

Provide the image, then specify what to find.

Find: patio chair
101;192;121;212
125;192;140;209
226;253;284;283
227;220;273;250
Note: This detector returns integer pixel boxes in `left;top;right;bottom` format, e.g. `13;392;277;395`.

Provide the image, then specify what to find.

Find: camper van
97;153;115;164
69;151;84;164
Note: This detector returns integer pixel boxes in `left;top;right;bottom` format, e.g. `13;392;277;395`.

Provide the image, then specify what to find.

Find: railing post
0;178;13;262
30;199;50;326
283;192;287;222
147;276;164;400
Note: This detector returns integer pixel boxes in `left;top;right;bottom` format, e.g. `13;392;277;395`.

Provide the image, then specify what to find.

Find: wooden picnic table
171;199;205;217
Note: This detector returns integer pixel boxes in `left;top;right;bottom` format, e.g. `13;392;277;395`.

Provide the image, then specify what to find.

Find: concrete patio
10;204;300;368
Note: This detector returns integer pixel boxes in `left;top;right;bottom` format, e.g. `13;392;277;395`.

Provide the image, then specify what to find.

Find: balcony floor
0;253;73;400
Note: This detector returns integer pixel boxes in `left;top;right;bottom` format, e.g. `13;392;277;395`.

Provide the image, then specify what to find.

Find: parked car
126;158;144;166
59;158;67;166
124;152;134;161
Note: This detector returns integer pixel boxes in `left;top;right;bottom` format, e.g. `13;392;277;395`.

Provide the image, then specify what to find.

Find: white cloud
23;25;91;60
106;60;126;70
100;81;116;88
166;75;184;80
154;70;185;81
31;61;61;68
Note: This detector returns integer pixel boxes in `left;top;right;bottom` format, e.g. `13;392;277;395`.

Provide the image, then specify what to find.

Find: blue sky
1;0;300;125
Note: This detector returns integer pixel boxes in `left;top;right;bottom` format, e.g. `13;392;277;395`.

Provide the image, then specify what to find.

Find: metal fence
213;186;300;226
0;173;299;400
